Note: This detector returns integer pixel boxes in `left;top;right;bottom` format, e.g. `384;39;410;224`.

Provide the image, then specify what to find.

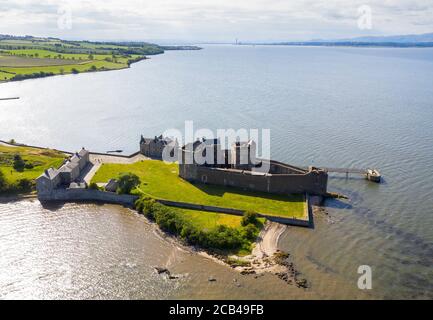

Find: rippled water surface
1;45;432;299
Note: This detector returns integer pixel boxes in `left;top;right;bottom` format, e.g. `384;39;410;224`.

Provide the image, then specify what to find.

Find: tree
71;68;79;74
13;154;25;172
117;172;140;194
241;211;258;226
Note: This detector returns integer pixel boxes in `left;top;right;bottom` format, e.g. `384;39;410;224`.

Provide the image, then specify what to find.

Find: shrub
71;68;79;74
134;198;156;219
0;170;7;193
89;182;99;190
11;72;54;81
24;162;34;169
134;197;260;252
241;211;258;226
242;223;259;241
116;172;140;194
17;178;33;192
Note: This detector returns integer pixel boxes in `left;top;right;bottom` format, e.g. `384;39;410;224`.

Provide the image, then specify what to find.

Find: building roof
183;138;220;151
38;148;89;181
59;160;79;173
38;167;59;180
140;134;173;145
78;148;89;157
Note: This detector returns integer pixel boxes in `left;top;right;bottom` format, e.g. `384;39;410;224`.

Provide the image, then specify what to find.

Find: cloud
0;0;432;41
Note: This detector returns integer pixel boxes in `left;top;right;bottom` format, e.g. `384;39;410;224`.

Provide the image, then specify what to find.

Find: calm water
1;45;433;299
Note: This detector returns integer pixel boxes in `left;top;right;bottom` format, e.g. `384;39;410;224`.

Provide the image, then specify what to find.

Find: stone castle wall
179;164;328;196
38;189;139;206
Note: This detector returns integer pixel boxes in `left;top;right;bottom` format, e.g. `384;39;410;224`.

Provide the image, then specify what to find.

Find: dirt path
252;221;287;258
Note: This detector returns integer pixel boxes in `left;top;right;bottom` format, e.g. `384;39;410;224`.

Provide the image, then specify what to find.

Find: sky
0;0;432;43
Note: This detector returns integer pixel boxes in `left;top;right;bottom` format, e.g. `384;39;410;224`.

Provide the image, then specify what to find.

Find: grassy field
175;208;266;232
0;36;158;82
0;54;84;67
91;160;307;219
0;144;66;185
174;208;243;230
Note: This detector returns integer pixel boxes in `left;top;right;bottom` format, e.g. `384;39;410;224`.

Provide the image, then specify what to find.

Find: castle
140;135;328;196
36;148;90;195
140;135;178;159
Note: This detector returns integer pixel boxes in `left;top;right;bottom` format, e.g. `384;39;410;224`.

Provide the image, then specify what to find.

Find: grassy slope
91;160;306;219
0;144;65;184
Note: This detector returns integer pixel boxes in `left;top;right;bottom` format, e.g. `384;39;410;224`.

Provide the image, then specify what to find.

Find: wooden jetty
321;167;381;182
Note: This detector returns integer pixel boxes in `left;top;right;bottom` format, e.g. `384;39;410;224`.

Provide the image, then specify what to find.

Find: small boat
366;169;381;182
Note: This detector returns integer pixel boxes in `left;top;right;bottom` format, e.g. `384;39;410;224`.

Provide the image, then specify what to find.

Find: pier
0;97;20;101
320;167;381;182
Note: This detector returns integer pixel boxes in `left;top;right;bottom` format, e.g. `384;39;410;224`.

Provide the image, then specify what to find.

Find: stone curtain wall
38;189;139;206
37;189;313;227
179;165;328;196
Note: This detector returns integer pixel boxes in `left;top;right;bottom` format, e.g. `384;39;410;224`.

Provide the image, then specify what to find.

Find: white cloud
0;0;432;42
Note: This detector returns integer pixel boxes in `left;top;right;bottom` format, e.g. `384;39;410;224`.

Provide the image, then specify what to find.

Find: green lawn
175;207;266;231
92;160;307;219
0;144;66;184
174;208;243;230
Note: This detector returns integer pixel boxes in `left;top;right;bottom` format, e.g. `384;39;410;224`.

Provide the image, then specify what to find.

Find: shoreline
0;56;148;85
1;184;309;288
0;139;309;286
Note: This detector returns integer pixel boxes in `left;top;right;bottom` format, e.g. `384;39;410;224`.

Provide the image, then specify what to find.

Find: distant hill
327;32;433;44
241;32;433;48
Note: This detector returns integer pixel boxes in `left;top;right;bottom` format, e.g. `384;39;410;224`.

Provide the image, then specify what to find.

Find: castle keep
140;135;328;196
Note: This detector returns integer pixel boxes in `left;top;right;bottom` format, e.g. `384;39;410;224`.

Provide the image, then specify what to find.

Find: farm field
0;36;160;82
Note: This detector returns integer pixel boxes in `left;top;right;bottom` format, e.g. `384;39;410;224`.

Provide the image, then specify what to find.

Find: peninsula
0;34;201;83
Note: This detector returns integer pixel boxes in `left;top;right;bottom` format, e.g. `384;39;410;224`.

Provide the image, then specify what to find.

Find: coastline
0;56;148;85
0;139;309;287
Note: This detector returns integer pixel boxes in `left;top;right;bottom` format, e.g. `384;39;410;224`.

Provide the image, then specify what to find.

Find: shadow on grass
189;180;304;204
